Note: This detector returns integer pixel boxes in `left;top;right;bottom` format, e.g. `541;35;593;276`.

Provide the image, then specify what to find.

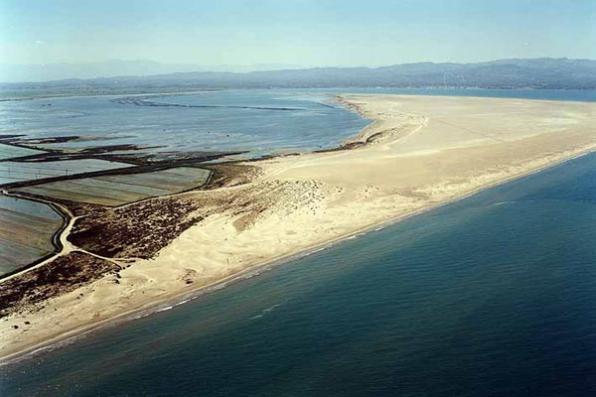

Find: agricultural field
0;144;42;160
16;167;211;206
0;159;132;185
0;195;63;275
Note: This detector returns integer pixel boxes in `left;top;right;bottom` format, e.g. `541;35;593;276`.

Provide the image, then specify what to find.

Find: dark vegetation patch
201;163;259;189
1;162;257;315
67;164;257;259
0;252;119;317
68;197;204;259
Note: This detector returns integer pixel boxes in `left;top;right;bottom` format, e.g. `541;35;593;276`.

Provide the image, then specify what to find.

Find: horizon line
1;56;595;86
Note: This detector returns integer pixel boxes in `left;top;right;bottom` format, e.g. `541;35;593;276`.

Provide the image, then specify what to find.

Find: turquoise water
2;152;595;396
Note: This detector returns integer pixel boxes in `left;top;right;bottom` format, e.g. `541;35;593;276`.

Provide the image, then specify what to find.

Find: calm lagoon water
0;90;370;158
2;151;595;396
2;88;594;162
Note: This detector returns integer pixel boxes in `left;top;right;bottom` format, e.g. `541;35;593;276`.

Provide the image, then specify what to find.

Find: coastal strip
1;94;595;363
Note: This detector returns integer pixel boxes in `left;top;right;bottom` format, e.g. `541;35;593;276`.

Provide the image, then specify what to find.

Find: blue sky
1;0;594;66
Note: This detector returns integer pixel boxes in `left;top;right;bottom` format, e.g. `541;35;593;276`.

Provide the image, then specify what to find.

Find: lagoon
3;89;594;164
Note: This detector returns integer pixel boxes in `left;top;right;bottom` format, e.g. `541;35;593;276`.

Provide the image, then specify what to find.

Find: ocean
1;89;595;396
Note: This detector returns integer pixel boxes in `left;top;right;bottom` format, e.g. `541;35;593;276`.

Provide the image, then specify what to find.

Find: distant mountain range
1;58;595;98
0;60;304;83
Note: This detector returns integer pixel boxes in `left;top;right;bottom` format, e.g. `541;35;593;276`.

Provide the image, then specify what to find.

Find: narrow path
0;168;214;283
0;191;78;282
0;191;133;282
0;98;391;284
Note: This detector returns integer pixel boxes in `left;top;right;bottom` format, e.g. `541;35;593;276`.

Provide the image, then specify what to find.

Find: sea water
1;151;595;397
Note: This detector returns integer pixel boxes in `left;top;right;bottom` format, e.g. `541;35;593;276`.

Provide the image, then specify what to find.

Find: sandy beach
1;94;595;363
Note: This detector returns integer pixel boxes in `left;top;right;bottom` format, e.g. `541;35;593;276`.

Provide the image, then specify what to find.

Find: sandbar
1;94;595;363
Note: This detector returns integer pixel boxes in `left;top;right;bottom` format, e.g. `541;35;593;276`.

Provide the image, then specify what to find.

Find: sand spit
1;94;595;363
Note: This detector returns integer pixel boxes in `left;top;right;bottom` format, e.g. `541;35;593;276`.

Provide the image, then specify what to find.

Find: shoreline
1;94;595;364
3;146;593;367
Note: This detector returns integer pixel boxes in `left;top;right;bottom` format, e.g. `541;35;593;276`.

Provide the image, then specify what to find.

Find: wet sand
1;94;595;363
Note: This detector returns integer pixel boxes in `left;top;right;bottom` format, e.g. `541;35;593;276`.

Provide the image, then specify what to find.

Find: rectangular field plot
0;143;43;160
0;195;63;275
0;159;132;185
17;167;211;206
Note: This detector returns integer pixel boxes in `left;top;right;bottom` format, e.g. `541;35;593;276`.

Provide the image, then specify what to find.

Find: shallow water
2;89;593;162
2;151;595;396
0;90;370;158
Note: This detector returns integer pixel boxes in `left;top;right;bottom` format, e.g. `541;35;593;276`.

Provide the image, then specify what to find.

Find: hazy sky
1;0;595;66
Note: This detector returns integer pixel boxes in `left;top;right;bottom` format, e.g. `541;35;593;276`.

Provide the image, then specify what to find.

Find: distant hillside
0;60;302;83
2;58;595;98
